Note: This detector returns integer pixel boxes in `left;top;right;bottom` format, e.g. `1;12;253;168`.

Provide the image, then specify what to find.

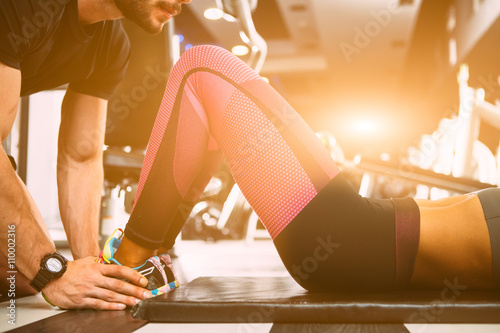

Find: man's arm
0;62;57;291
0;62;149;309
57;88;107;259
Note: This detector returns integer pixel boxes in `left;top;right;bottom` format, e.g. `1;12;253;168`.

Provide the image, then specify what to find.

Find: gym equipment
216;0;267;73
407;65;500;186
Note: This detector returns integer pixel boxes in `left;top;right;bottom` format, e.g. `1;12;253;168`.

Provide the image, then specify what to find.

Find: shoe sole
150;280;181;297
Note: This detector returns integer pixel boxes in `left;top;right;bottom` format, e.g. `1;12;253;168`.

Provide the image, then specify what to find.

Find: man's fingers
84;298;127;311
87;286;142;308
97;275;152;302
100;263;149;287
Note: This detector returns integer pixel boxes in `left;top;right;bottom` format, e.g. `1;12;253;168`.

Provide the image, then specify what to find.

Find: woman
101;45;497;296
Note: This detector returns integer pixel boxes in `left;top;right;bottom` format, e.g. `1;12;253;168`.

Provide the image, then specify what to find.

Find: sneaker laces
97;228;124;264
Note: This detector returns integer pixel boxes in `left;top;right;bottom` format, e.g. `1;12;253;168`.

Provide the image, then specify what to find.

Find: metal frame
454;64;500;182
218;0;267;73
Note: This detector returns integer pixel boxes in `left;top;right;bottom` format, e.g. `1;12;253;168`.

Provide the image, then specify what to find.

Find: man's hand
42;257;152;310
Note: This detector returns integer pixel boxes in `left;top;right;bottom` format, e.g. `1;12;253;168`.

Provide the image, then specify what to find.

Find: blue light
185;44;193;51
178;34;184;43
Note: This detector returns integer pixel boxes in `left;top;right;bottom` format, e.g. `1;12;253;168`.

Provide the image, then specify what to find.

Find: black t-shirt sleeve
0;0;54;69
69;20;130;100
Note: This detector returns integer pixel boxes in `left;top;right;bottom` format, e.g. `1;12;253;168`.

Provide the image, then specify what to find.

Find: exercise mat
131;276;500;323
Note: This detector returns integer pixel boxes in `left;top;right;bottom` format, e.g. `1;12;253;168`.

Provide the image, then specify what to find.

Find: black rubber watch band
30;271;51;292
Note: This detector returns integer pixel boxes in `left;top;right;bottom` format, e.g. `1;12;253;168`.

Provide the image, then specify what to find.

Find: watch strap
29;270;51;292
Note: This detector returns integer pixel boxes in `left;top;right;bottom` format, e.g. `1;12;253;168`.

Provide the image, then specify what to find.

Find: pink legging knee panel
124;45;339;249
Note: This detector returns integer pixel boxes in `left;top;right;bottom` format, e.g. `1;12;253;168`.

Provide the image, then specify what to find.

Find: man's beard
113;0;181;34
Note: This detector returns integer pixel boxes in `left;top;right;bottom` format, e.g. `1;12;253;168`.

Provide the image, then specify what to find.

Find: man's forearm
57;153;102;259
57;89;108;259
0;150;56;280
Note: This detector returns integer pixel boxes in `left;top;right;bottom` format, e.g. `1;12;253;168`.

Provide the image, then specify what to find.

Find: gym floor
1;240;500;333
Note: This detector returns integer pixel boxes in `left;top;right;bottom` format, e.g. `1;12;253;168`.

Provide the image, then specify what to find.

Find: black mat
131;276;500;323
9;309;146;333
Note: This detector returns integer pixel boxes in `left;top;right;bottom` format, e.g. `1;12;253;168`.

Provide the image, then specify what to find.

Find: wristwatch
29;252;68;292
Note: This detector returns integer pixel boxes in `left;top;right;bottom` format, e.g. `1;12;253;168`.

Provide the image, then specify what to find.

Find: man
0;0;191;310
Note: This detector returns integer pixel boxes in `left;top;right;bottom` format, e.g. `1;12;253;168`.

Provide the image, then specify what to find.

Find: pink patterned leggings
124;45;420;292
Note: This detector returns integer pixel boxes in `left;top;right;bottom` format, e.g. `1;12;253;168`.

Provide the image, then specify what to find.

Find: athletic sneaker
97;229;180;297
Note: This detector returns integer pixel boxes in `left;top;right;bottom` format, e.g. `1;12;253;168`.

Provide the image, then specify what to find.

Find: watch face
46;258;63;273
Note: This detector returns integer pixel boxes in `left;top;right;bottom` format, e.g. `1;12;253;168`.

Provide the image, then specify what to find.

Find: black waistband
392;197;420;289
476;187;500;290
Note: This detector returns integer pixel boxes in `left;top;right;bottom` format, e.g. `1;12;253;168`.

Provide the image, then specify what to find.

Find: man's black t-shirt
0;0;130;99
